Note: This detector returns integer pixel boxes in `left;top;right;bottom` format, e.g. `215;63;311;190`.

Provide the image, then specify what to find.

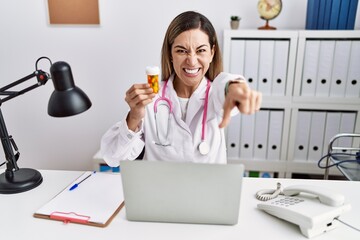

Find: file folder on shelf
239;114;255;159
226;114;241;158
301;40;320;96
329;41;351;97
317;0;326;29
244;40;260;91
258;41;274;95
315;40;335;97
322;112;341;156
272;40;289;96
329;0;341;29
307;111;326;162
347;0;359;29
338;112;357;151
323;0;333;29
229;39;245;76
337;0;351;29
305;0;320;29
267;110;284;160
34;172;124;227
294;111;312;161
345;41;360;97
253;110;270;160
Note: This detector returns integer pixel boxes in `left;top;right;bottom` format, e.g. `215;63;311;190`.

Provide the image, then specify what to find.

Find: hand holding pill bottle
146;66;160;93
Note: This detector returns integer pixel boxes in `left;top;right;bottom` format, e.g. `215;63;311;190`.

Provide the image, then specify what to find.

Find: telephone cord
255;182;283;201
336;218;360;233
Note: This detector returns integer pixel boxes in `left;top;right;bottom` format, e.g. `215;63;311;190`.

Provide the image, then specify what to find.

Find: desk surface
1;169;359;240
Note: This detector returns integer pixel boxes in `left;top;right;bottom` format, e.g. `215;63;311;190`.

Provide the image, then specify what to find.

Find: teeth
185;68;199;74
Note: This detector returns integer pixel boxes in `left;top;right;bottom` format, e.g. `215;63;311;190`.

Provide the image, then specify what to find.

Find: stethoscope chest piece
198;141;210;155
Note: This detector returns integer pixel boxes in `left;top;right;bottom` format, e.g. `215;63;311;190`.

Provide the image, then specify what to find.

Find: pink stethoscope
154;78;211;155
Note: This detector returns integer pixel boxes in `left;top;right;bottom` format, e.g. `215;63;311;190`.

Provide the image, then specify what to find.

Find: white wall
0;0;359;171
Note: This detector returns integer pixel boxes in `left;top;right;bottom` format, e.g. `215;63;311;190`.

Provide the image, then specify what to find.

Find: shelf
223;30;360;179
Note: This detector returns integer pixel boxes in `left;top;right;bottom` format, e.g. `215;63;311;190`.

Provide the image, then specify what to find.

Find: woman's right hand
125;83;156;131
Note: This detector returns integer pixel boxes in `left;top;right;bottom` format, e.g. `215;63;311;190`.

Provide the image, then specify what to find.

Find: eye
175;49;188;55
197;48;207;53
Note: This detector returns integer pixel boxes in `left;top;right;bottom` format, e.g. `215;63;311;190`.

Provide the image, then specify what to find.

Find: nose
186;53;198;66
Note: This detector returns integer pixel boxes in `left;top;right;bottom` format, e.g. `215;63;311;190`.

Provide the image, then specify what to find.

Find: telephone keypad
270;197;304;207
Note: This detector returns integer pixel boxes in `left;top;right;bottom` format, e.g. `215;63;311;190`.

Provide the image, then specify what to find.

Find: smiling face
171;28;214;97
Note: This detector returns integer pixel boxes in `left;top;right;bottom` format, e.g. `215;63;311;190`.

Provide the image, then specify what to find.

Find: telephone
257;184;351;238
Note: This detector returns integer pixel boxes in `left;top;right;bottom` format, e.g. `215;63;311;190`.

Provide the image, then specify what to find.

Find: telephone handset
257;184;351;238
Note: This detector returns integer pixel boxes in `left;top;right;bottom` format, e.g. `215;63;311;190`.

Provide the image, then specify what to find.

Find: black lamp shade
48;61;92;117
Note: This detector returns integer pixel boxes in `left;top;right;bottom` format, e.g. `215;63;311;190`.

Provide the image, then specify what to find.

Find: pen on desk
69;171;96;191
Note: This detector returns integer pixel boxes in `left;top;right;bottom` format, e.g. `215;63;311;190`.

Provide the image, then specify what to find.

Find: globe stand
258;19;276;30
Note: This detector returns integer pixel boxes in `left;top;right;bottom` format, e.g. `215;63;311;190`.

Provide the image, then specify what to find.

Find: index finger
219;101;232;129
126;83;151;95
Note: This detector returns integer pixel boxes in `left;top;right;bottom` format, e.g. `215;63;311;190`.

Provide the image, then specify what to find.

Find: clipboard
34;171;124;227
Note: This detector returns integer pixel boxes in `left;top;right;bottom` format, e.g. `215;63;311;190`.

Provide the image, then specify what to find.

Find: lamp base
0;168;43;194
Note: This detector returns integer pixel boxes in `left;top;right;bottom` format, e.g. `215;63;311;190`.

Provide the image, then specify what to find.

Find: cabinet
223;30;360;178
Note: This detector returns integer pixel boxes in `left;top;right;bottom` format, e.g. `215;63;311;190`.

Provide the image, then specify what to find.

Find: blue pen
69;171;96;191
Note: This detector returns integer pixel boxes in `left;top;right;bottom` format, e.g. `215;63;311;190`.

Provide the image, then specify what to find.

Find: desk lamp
0;57;92;194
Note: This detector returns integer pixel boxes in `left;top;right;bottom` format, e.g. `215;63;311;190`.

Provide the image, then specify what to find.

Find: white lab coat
101;72;243;166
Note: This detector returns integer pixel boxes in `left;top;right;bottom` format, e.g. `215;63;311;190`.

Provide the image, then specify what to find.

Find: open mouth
184;68;200;74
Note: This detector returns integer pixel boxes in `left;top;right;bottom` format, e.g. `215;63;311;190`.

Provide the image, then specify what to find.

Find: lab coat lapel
185;78;208;126
166;77;190;133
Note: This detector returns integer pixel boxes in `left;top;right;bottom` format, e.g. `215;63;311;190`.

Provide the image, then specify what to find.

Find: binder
322;112;341;156
345;40;360;97
317;0;326;29
239;114;256;159
337;112;357;151
258;40;275;95
294;111;312;161
260;172;274;178
267;110;284;160
315;40;335;97
307;111;326;162
329;0;341;29
272;40;289;96
230;40;245;75
301;40;320;96
244;40;260;91
226;114;241;159
249;171;260;178
329;40;351;97
305;0;320;29
34;172;124;227
324;0;333;29
347;0;359;29
337;0;351;29
253;110;270;160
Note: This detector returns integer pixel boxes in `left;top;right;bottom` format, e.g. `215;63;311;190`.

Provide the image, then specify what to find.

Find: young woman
101;11;262;165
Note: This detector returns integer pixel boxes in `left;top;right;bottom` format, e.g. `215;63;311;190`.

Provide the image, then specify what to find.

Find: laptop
120;160;244;225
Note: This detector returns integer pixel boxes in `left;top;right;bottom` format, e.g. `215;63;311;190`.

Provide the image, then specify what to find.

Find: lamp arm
0;70;50;104
0;70;49;178
0;108;19;178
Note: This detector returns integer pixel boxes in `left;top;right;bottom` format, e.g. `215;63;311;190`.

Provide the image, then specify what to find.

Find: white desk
0;169;359;240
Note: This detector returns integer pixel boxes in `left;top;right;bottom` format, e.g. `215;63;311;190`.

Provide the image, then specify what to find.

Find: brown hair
161;11;223;81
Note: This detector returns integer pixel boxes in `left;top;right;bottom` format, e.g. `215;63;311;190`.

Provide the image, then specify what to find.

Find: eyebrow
173;44;209;50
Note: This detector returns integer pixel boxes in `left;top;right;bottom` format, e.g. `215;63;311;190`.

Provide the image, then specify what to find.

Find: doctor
101;11;262;166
